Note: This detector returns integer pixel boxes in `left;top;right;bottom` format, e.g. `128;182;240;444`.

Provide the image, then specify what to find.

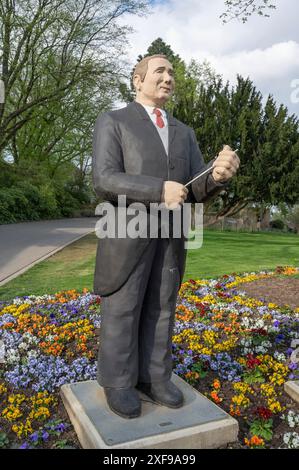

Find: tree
0;0;148;157
172;71;299;220
221;0;277;23
274;203;299;232
0;0;149;222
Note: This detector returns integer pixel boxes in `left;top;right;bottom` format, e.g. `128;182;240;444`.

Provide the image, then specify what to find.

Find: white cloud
208;41;299;81
118;0;299;116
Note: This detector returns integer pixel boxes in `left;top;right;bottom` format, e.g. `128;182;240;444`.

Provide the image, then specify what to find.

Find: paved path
0;218;97;285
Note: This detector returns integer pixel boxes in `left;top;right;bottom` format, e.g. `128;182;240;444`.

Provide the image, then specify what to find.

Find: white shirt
140;104;169;155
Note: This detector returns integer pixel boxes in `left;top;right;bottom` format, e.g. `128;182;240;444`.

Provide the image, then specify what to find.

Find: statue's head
133;54;175;107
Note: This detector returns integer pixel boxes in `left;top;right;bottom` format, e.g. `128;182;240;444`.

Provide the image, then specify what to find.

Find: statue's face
134;57;175;106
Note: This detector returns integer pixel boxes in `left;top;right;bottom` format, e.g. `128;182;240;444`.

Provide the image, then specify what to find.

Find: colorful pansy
0;266;298;448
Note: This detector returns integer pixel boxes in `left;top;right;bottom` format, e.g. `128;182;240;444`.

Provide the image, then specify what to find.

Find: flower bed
0;267;299;449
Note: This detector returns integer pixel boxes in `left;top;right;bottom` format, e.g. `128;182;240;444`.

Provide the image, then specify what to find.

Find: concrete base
60;374;238;449
284;380;299;404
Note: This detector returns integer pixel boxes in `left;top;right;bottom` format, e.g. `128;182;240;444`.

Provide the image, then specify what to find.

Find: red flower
217;292;228;298
246;354;262;369
254;407;272;420
195;302;208;317
251;328;268;336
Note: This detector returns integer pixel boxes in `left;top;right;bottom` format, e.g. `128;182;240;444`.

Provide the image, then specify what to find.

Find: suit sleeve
188;129;229;203
92;112;165;205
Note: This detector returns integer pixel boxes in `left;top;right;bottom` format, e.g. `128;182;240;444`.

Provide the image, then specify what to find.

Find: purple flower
275;334;284;343
30;432;39;443
5;355;97;392
19;442;31;449
55;423;66;433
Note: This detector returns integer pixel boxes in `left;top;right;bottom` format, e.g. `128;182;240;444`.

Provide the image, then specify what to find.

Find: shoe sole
107;403;141;419
137;389;184;408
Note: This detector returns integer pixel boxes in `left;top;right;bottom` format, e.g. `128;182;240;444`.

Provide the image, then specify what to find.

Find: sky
119;0;299;117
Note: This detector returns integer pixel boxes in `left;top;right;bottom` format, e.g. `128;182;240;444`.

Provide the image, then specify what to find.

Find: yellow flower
202;330;217;346
8;393;26;405
227;273;270;289
267;398;283;413
2;405;23;421
260;383;277;398
231;394;250;408
237;358;247;366
0;383;8;394
11;419;33;438
233;382;254;395
213;337;238;352
29;406;50;420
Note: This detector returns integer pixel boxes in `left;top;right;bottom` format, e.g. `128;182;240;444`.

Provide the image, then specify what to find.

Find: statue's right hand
161;181;188;209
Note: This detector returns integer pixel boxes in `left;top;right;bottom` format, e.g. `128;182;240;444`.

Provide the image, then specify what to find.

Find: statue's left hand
212;145;240;183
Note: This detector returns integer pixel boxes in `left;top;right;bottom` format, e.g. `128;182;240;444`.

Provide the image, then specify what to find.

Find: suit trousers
97;237;181;388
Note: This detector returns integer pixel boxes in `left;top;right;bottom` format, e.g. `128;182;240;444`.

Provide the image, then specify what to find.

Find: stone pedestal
60;373;238;449
284;381;299;404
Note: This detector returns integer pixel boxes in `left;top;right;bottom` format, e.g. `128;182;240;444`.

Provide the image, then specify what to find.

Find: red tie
153;108;165;128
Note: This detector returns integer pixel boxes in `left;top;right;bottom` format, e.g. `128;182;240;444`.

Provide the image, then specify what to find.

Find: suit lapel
167;113;177;157
129;101;177;158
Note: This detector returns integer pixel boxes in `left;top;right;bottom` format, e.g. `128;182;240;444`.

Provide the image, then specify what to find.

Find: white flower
274;352;287;363
241;318;250;328
284;411;299;428
6;349;20;364
290;331;299;339
283;432;299;448
261;341;272;348
27;350;39;359
7;348;18;356
240;338;252;346
242;347;254;355
45;335;55;342
268;326;280;333
12;294;55;305
254;346;268;354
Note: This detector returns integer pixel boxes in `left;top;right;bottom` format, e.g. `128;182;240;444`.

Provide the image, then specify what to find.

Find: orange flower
210;391;222;403
244;435;265;448
212;379;221;390
229;405;241;416
175;304;194;322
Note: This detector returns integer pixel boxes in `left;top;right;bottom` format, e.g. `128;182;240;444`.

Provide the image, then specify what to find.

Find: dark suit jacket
92;101;227;295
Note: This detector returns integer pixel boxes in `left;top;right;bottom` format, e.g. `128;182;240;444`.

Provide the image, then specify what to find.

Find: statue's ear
133;73;141;91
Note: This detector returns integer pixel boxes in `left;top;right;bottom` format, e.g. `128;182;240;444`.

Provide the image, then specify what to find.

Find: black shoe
104;387;141;419
136;380;184;408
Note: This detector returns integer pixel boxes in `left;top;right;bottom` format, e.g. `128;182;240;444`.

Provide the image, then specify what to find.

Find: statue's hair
133;54;169;87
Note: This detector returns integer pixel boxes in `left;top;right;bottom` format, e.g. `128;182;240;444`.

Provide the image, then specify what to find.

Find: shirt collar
140;103;167;119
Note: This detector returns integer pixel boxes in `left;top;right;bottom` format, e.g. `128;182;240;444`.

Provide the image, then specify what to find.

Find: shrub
269;219;285;230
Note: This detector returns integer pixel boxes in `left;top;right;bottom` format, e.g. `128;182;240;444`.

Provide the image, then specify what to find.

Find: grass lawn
0;230;298;300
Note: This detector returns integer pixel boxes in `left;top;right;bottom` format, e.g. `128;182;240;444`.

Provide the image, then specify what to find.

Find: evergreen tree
125;39;299;220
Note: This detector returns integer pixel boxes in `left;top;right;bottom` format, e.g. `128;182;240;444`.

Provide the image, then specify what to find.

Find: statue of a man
92;54;239;419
